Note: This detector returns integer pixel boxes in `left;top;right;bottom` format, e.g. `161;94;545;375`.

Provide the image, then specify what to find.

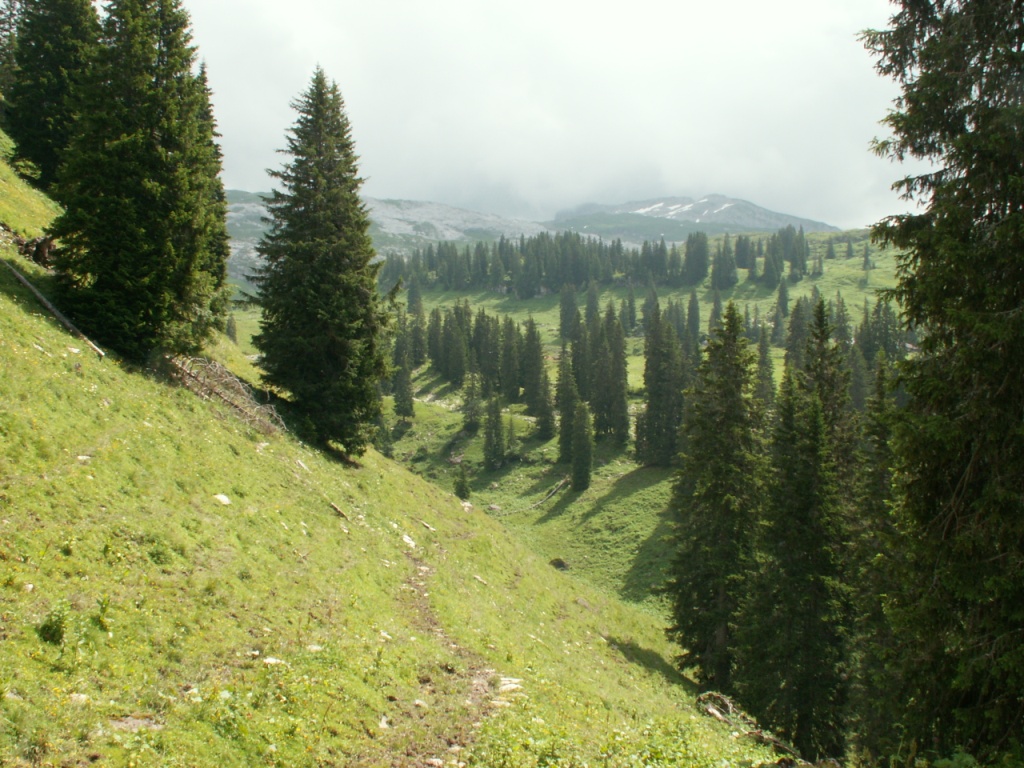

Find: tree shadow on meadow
575;465;668;525
620;502;675;604
604;635;696;693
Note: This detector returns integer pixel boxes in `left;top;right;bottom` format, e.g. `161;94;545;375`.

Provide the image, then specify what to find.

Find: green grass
0;245;776;766
381;371;675;616
0;128;62;237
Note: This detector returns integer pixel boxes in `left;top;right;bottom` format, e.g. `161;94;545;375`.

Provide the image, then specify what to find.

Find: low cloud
188;0;912;230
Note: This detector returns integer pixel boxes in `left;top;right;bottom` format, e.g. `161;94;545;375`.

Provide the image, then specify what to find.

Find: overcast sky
183;0;911;230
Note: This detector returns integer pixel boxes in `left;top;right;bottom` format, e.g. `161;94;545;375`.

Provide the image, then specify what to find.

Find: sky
184;0;914;230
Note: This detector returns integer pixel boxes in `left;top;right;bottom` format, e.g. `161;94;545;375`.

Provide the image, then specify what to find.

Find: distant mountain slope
225;190;549;292
226;190;842;291
367;197;549;245
553;194;839;241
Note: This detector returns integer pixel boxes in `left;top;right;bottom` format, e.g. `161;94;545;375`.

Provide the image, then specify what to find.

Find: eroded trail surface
351;556;525;768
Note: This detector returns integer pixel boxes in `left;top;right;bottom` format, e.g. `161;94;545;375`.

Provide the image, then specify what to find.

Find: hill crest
554;194;839;236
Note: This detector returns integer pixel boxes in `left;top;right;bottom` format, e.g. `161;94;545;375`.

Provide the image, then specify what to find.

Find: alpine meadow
1;0;1022;766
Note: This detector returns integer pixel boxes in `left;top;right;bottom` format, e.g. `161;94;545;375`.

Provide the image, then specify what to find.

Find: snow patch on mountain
559;194;838;233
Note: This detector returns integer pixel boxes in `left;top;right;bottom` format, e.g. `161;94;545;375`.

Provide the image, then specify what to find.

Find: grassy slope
0;168;770;766
383;387;676;614
0;131;62;237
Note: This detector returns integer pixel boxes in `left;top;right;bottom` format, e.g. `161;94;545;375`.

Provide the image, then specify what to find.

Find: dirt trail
350;555;522;768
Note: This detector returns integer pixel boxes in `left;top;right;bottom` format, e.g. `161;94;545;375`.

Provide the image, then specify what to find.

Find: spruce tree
521;317;545;416
686;290;701;352
846;354;903;759
584;279;600;326
0;0;19;105
666;302;763;691
777;279;790;317
754;324;775;408
426;307;443;367
534;367;556;441
847;346;869;412
596;302;630;444
760;247;780;289
626;282;637;331
710;238;738;290
392;311;414;420
637;306;684;467
499;315;521;403
570;400;593;492
410;308;427;368
52;0;228;362
559;283;577;339
863;2;1024;753
441;311;467;387
733;369;848;760
683;231;710;285
462;371;482;433
482;397;505;471
783;298;810;370
253;67;388;453
569;311;591;402
556;344;578;465
7;0;98;189
453;462;471;500
708;291;723;335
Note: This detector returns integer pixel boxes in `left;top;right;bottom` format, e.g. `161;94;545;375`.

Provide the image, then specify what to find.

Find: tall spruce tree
686;290;701;352
482;397;505;471
534;367;556;441
584;279;600;326
733;369;848;760
590;302;629;444
52;0;229;362
637;305;685;467
846;354;904;759
754;324;775;408
570;400;593;492
253;68;388;453
521;317;545;416
7;0;99;189
683;231;710;285
556;343;579;465
392;311;414;420
863;2;1024;755
0;0;19;104
666;302;763;691
499;315;521;403
559;283;577;339
569;311;591;403
461;371;482;434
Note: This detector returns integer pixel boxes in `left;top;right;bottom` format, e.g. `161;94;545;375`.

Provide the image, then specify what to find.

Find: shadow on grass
414;370;457;400
620;503;675;604
604;635;695;692
575;466;667;525
514;462;569;499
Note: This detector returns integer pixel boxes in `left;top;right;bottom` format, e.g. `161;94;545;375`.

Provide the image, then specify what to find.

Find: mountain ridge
226;189;843;292
554;194;839;236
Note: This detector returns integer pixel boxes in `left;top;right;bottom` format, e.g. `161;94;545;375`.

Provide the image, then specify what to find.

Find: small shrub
92;596;112;631
36;603;68;646
148;542;171;565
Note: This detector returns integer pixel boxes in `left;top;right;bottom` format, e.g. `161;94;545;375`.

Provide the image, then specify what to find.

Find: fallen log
3;259;105;358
